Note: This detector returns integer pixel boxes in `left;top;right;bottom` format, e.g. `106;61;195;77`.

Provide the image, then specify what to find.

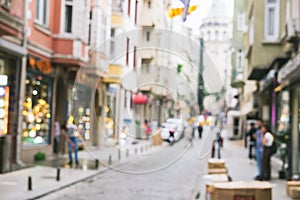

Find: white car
160;118;184;142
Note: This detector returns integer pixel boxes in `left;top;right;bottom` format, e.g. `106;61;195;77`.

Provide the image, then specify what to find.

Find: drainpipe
16;0;29;167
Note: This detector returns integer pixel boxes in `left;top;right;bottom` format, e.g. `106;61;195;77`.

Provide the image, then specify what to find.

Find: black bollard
108;155;112;165
118;149;121;160
56;168;60;181
28;176;32;191
95;159;99;169
126;149;129;157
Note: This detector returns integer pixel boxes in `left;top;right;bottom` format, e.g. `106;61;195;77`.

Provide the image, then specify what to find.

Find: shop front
0;50;22;172
21;55;54;163
278;52;300;178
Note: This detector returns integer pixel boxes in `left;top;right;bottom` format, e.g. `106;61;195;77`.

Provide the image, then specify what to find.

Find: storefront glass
22;71;53;145
0;52;18;136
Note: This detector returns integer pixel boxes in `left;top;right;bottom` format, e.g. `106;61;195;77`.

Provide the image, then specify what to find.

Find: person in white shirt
260;125;274;181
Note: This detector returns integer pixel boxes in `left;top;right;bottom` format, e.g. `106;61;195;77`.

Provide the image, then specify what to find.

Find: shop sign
0;75;8;86
28;56;54;75
278;53;300;83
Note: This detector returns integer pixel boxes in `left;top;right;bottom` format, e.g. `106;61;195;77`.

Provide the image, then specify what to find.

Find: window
35;0;48;26
128;0;131;16
249;16;254;45
135;0;138;24
64;0;73;33
88;11;92;45
146;31;150;41
142;59;150;73
126;38;129;66
133;46;137;70
236;50;244;73
237;11;246;32
22;72;53;145
264;0;280;40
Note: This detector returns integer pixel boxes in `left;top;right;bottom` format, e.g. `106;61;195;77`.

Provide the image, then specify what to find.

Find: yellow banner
168;5;198;18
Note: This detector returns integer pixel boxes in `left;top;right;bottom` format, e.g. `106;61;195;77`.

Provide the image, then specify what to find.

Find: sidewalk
0;139;162;200
220;129;290;200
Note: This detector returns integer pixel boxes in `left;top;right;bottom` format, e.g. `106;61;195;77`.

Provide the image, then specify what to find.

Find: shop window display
22;73;53;145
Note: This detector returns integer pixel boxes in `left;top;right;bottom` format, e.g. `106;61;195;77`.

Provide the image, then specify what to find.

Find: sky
171;0;235;29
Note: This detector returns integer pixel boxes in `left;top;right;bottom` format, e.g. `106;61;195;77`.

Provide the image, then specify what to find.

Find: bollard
95;159;99;169
118;149;121;160
135;148;137;154
56;168;60;181
28;176;32;191
126;149;129;157
108;155;112;165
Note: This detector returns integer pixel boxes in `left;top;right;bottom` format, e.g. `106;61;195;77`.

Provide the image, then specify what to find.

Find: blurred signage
0;75;8;86
28;55;54;74
0;86;9;135
102;64;123;84
278;53;300;83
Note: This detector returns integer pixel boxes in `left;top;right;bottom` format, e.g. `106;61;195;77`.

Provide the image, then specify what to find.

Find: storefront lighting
32;90;38;95
27;98;32;102
46;113;51;118
0;99;4;107
38;99;46;105
105;106;110;113
79;107;84;114
29;129;36;138
0;109;5;118
22;110;28;116
23;131;29;137
86;108;90;115
33;136;43;144
27;113;35;123
78;124;83;129
25;79;30;84
36;124;41;130
0;75;8;86
36;81;40;85
36;118;42;123
0;87;5;96
85;131;90;140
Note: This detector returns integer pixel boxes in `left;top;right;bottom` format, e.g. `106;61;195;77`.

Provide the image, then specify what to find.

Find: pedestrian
184;125;193;147
246;123;256;159
53;121;60;154
211;132;223;159
144;119;151;139
254;119;263;180
198;121;204;139
63;120;79;166
260;125;274;181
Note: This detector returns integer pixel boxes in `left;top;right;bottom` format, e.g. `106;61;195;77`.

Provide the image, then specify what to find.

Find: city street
38;127;289;200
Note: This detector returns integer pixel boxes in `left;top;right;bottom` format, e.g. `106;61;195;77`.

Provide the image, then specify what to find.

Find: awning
248;68;269;80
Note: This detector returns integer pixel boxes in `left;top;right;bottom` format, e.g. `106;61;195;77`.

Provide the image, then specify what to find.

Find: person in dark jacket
247;123;256;159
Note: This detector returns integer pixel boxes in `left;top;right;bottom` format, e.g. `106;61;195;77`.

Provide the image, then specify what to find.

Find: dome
206;0;229;20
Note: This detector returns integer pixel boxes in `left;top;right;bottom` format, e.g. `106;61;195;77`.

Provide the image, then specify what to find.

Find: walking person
246;123;256;159
254;119;263;180
63;120;79;166
198;121;204;139
184;124;193;148
211;132;223;159
53;121;60;155
260;125;274;181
